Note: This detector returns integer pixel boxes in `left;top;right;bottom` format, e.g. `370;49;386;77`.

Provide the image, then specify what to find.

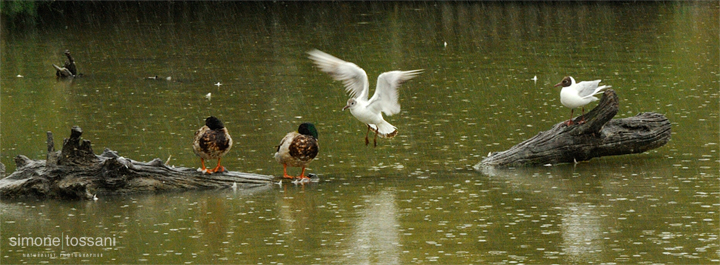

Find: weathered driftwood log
0;126;275;200
53;50;78;78
477;89;671;168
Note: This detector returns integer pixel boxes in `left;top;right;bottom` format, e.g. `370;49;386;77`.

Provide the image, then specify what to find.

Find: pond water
1;2;718;264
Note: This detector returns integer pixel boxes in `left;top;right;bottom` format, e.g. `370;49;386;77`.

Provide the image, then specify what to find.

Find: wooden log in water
53;50;78;78
477;89;671;168
0;126;275;200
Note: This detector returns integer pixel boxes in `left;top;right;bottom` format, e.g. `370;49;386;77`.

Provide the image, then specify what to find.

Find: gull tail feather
592;85;611;96
584;85;611;102
368;121;398;138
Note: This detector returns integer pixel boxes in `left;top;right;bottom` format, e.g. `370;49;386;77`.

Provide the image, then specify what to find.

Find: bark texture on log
0;127;275;200
477;89;671;168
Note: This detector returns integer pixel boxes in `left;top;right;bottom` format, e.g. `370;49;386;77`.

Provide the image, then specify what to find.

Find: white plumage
308;49;422;146
554;76;611;125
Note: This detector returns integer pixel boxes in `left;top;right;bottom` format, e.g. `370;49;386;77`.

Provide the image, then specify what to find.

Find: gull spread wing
368;69;423;116
308;49;370;100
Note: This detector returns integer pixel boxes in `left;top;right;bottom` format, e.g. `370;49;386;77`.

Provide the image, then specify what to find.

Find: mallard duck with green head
275;123;319;180
193;116;233;174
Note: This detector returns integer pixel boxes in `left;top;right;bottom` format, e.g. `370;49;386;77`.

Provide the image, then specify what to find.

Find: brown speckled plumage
193;116;233;174
194;127;232;159
275;123;319;179
284;134;318;165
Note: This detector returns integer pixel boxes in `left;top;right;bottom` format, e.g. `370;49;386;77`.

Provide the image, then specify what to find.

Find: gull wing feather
368;69;423;116
576;79;610;98
308;49;370;100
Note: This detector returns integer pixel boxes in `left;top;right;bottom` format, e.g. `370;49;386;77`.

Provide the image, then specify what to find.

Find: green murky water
1;2;718;264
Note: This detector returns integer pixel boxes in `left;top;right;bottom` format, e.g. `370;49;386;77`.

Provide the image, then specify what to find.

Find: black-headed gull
308;49;422;147
554;76;611;125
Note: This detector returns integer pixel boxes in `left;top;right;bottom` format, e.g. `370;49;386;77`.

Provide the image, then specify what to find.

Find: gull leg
566;109;575;126
374;131;378;147
579;107;587;124
365;125;371;146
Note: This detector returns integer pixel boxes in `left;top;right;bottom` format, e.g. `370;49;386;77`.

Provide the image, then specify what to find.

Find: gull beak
554;82;562;87
342;105;350;111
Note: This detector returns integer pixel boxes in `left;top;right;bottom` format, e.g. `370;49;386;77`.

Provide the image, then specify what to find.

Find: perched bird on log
308;49;422;147
274;123;319;180
193;116;233;174
53;50;77;78
554;76;611;125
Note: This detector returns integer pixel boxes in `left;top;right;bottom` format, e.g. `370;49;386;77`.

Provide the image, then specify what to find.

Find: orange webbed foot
281;164;294;179
297;167;311;180
207;158;227;174
198;158;210;174
210;166;226;174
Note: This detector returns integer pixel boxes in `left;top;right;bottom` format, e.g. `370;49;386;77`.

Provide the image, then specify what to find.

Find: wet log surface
477;89;671;168
0;126;275;200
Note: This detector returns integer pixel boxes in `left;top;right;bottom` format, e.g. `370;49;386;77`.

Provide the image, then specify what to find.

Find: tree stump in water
53;50;78;78
477;89;671;168
0;126;275;200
